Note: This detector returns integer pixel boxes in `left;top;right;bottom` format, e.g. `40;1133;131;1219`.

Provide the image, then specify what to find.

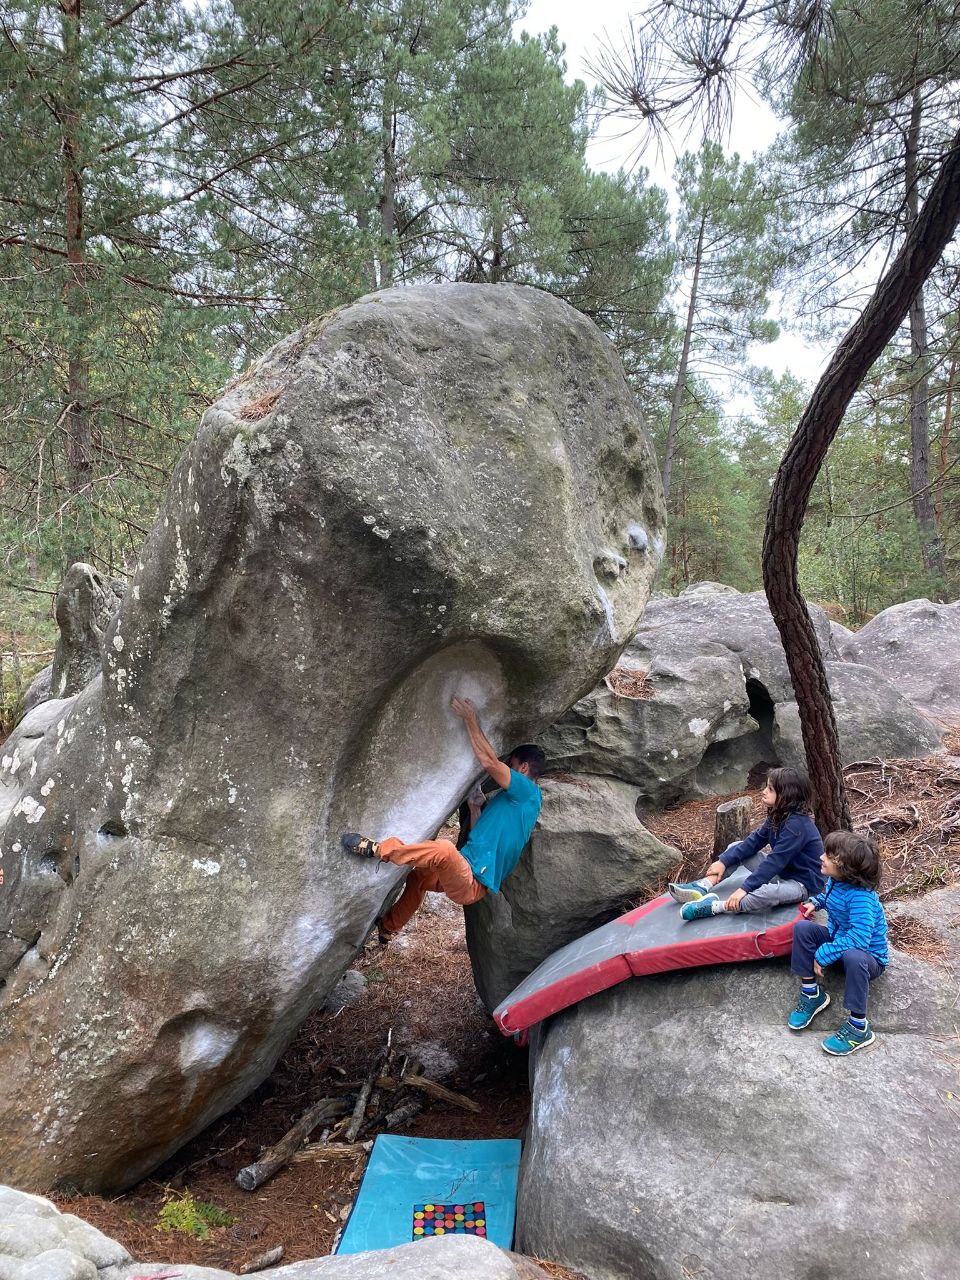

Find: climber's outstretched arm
450;696;511;790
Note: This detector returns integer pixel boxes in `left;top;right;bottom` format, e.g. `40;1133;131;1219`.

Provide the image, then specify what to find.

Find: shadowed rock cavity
0;283;665;1192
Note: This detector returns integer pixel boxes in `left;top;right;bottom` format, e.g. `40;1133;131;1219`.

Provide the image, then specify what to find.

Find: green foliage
674;142;790;367
652;378;759;591
653;357;960;611
155;1190;233;1241
0;0;674;663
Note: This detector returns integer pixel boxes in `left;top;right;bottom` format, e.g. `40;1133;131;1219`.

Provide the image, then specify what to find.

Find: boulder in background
839;599;960;722
539;586;943;810
466;774;680;1011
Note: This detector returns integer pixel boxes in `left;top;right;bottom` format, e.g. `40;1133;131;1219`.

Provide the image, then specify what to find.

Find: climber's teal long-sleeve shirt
461;769;541;893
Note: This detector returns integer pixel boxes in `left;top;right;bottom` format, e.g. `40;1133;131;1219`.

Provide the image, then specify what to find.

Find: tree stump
713;796;753;855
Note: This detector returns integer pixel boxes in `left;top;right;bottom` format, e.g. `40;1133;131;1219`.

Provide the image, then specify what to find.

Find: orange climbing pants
377;837;487;935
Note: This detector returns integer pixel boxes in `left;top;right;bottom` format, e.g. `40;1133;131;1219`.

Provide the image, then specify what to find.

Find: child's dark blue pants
791;920;884;1017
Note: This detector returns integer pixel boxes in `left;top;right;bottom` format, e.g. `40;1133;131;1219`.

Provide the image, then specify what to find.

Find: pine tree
662;142;787;505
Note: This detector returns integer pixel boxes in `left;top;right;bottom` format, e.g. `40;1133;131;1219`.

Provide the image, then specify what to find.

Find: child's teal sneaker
787;988;831;1031
669;880;712;905
680;894;720;921
821;1019;876;1056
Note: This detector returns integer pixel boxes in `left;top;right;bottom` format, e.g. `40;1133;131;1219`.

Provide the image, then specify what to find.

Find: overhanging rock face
0;283;665;1192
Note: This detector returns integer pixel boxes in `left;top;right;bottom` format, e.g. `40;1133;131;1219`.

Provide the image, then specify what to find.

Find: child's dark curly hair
824;830;882;891
766;767;813;829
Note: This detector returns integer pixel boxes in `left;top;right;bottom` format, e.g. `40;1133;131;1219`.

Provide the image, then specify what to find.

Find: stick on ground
235;1097;351;1191
345;1030;392;1143
376;1071;482;1114
292;1141;372;1163
238;1246;284;1274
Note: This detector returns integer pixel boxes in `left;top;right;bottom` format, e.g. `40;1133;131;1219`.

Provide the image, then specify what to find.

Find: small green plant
155;1189;233;1241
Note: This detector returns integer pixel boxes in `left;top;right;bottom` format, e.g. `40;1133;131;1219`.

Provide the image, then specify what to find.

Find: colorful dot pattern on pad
411;1202;486;1240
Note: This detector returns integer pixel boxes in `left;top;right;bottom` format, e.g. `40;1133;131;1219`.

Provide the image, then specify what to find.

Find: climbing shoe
821;1019;876;1056
340;832;380;859
668;879;713;904
787;988;831;1031
680;894;721;921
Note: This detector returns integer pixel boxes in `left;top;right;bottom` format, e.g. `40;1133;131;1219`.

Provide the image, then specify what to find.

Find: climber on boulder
341;696;544;941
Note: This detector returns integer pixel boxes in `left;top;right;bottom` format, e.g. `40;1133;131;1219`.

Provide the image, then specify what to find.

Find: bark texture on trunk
61;0;91;564
937;357;955;530
763;127;960;833
378;78;396;288
662;214;705;505
905;89;947;582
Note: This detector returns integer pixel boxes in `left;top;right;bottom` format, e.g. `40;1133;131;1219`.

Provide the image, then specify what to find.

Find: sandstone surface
0;1185;548;1280
838;598;960;722
539;585;942;809
0;283;665;1191
518;930;960;1280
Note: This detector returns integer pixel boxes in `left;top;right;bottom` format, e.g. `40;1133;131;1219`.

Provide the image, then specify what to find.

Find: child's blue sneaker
668;880;712;904
680;894;720;921
821;1019;876;1056
787;988;831;1031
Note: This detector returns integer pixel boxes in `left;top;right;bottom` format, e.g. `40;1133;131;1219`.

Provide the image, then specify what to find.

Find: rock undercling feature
0;283;665;1192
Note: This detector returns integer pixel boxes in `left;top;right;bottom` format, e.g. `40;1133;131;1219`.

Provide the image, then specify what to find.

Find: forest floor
50;732;960;1276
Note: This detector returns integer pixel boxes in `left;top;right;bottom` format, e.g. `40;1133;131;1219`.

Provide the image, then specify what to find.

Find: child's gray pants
737;878;807;913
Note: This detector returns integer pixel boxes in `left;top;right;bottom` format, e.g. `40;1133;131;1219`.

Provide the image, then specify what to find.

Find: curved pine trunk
763;129;960;832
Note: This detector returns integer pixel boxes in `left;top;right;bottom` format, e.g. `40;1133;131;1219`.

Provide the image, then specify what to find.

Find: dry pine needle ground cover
51;736;960;1279
55;897;545;1273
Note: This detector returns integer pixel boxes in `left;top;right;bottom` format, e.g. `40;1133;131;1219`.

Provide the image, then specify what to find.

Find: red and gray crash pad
493;862;801;1036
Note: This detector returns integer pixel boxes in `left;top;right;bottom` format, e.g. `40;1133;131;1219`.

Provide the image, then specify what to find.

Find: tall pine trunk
61;0;91;565
378;73;396;288
936;356;955;530
905;89;946;584
489;214;504;283
763;127;960;833
662;214;704;505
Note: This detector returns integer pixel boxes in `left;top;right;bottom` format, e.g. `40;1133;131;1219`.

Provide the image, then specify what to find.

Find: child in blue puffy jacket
669;768;824;921
786;829;889;1056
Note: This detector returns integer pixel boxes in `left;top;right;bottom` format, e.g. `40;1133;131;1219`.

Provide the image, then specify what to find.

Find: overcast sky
516;1;829;407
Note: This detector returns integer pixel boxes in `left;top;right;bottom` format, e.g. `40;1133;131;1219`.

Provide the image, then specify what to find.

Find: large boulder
0;283;665;1192
518;929;960;1280
539;585;942;810
838;599;960;722
21;665;52;718
0;1185;549;1280
774;661;942;767
465;774;680;1010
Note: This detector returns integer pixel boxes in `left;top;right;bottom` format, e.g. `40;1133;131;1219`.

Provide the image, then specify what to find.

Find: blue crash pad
335;1134;522;1254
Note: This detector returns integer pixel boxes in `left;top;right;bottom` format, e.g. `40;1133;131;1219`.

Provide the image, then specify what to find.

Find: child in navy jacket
669;768;824;921
787;829;888;1056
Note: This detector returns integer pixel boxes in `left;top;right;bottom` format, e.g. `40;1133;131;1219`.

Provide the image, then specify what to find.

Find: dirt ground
50;734;960;1276
56;895;536;1271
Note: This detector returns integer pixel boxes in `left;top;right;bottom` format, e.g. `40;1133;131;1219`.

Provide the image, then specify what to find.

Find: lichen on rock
0;283;665;1192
